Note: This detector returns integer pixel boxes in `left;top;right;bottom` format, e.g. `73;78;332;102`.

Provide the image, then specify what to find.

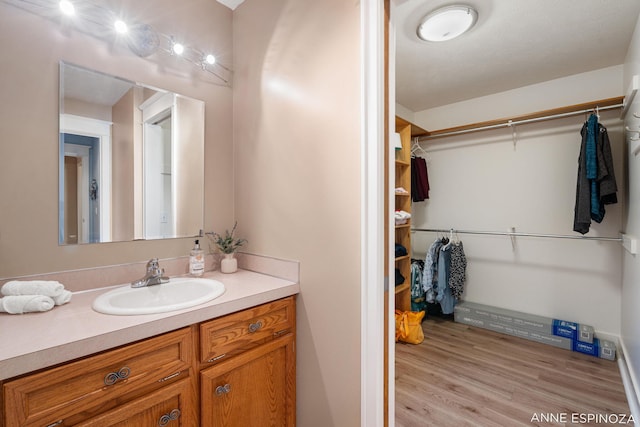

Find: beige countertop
0;269;299;380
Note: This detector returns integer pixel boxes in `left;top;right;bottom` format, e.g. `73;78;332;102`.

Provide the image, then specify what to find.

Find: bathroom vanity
0;268;298;427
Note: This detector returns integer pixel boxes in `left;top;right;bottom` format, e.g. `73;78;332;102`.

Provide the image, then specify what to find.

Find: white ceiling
395;0;640;113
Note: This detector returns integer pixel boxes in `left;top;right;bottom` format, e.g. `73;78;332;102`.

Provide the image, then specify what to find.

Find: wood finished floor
395;318;631;427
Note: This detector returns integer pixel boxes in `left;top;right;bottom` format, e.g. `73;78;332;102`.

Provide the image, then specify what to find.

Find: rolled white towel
0;295;55;314
53;290;72;306
1;280;65;297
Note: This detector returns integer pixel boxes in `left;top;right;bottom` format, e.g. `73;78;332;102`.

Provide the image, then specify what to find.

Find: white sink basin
92;278;225;315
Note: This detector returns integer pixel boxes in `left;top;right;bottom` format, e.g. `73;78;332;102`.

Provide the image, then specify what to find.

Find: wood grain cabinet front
3;327;194;427
1;296;297;427
74;378;195;427
201;334;296;427
200;296;295;365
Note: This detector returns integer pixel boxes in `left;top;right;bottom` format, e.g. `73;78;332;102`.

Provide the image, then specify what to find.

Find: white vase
220;253;237;273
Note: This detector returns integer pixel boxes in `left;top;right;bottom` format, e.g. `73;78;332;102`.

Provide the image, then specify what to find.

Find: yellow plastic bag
395;310;425;344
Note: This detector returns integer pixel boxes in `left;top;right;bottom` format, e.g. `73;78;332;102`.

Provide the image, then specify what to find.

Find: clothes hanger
441;229;454;249
411;138;428;157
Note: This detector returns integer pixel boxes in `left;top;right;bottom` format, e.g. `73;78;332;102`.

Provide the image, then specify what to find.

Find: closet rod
418;97;624;141
411;228;623;242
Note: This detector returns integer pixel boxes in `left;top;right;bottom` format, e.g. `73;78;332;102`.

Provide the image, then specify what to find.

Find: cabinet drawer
75;378;195;427
3;327;193;427
200;296;295;364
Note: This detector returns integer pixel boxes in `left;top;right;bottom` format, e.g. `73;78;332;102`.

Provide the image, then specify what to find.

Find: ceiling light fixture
59;0;75;16
417;5;478;42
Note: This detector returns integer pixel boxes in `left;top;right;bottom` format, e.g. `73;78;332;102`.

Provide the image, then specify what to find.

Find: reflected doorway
60;134;99;244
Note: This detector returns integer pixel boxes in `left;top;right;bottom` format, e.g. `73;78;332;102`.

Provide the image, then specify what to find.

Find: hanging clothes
410;259;426;313
573;113;618;234
422;237;467;315
448;241;467;300
411;156;430;202
436;243;455;314
422;238;444;303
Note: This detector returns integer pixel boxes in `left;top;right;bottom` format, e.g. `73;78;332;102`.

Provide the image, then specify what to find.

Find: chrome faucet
131;258;170;288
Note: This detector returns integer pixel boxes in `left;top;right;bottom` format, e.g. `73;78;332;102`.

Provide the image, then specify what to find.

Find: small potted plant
206;222;247;273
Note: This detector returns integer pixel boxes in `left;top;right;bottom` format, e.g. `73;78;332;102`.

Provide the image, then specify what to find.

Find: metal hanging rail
418;97;624;141
411;228;623;242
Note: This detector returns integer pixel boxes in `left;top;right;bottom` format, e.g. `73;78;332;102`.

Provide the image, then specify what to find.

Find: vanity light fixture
59;0;74;16
172;41;185;55
2;0;231;85
417;5;478;42
114;19;128;34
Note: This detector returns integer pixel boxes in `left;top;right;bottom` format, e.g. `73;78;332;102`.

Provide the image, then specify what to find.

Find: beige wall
111;88;135;242
175;95;205;237
233;0;362;425
0;1;234;278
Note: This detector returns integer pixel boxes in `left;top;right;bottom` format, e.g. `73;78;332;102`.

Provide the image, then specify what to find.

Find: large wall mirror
59;62;204;245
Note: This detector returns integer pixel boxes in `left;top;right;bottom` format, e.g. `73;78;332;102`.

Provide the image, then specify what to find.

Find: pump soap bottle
189;239;205;277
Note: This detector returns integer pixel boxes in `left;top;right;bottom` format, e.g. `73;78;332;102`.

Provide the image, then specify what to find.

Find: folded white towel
53;290;72;306
1;280;65;297
0;295;55;314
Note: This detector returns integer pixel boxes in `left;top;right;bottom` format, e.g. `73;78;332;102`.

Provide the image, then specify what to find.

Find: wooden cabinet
2;296;296;427
3;327;195;427
75;379;194;427
200;297;295;366
201;335;295;426
200;296;296;426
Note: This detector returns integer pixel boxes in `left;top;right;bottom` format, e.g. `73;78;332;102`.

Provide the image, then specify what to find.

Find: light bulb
114;20;128;34
59;0;75;16
205;54;216;65
172;42;184;55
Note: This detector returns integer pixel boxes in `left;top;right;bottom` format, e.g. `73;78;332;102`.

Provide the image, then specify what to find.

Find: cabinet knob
158;408;181;426
215;383;232;395
104;366;131;386
248;320;263;333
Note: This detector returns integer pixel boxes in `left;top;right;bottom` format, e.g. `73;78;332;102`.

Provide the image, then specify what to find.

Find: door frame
361;0;390;426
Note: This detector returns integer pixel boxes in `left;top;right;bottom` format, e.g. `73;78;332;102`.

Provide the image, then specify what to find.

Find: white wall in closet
622;11;640;409
405;66;625;338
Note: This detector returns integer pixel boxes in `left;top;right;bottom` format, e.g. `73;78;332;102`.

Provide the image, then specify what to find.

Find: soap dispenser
189;239;205;277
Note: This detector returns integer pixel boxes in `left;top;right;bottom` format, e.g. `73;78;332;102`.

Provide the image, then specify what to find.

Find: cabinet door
75;378;196;427
201;335;295;427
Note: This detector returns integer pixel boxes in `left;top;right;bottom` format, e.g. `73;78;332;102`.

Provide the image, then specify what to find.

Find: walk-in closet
392;1;640;425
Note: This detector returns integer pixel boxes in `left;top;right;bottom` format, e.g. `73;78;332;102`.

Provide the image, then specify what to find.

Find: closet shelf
395;223;411;230
395;255;410;263
395;283;410;295
396;159;410;167
417;96;624;140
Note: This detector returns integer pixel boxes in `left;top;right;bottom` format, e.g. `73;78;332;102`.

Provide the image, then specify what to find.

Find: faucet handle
147;258;160;272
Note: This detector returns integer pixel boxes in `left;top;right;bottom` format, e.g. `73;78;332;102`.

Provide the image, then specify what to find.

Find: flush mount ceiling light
417;5;478;42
